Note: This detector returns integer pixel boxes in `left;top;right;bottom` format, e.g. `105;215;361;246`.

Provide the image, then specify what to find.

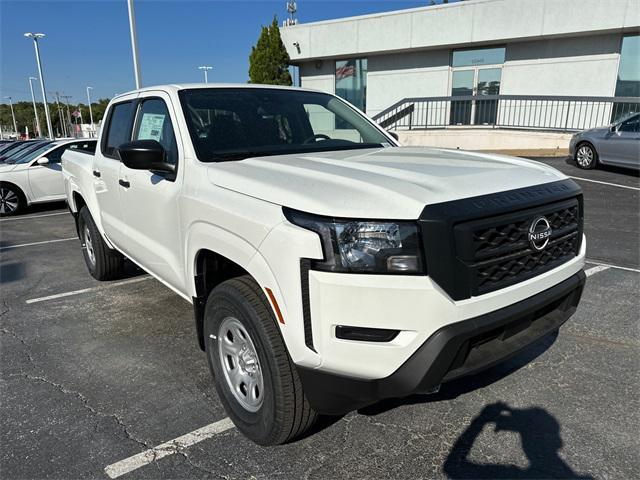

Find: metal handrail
372;95;640;132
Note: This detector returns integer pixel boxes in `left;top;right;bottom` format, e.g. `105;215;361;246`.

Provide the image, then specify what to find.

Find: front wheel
575;143;598;169
78;206;125;280
0;183;25;217
204;275;317;445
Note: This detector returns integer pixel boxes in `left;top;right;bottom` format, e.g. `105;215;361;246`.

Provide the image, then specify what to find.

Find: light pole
198;65;212;83
127;0;142;89
28;77;42;138
86;86;95;137
3;96;18;137
24;33;53;139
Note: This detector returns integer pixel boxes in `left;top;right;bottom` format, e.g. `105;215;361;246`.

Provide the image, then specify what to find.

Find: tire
204;275;317;445
0;183;25;217
575;142;598;169
78;206;125;280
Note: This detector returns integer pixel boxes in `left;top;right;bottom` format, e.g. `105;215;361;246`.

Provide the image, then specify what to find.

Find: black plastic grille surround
419;179;583;300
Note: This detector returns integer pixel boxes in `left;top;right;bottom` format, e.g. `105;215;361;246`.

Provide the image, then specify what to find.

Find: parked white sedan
0;139;96;216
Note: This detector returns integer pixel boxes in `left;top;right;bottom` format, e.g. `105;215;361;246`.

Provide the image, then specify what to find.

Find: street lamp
28;77;42;138
24;33;53;139
86;86;95;137
127;0;142;89
198;65;212;83
3;96;18;136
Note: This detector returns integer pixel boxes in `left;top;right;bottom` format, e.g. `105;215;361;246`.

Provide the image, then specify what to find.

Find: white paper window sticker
138;113;166;142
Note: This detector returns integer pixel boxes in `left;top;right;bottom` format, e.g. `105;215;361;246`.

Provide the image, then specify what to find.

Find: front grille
475;232;579;293
419;180;584;300
456;198;582;295
473;205;579;260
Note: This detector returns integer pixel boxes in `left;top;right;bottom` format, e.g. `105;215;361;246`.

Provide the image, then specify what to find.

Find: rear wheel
204;275;317;445
575;142;598;169
78;206;125;280
0;183;25;217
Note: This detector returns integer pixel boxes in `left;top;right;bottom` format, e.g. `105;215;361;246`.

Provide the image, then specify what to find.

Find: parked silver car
569;113;639;170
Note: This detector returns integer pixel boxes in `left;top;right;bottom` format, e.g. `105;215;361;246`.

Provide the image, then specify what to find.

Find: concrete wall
281;0;639;62
501;34;623;96
299;32;628;121
397;128;573;153
366;50;450;117
299;61;335;94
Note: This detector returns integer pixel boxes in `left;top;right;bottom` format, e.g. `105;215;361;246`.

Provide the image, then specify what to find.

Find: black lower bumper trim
297;270;586;415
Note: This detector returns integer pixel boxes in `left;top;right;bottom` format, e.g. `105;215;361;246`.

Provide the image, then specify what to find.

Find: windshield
5;142;57;164
179;88;393;162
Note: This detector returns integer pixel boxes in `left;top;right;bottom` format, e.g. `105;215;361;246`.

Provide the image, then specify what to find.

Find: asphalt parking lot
1;157;638;479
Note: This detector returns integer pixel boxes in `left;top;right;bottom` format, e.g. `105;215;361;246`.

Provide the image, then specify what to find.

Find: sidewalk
477;148;569;158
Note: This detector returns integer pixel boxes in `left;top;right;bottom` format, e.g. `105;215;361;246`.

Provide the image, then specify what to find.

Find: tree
0;97;111;138
248;17;292;86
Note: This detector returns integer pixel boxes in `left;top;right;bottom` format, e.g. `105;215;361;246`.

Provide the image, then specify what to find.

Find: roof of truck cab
111;83;320;100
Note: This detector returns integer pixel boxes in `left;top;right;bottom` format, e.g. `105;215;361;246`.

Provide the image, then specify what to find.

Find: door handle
118;179;130;188
93;170;101;178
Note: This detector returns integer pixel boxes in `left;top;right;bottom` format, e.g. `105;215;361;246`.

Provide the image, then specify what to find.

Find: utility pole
61;95;73;137
86;86;95;137
198;65;212;83
28;77;42;138
24;33;53;139
3;96;18;137
127;0;142;89
51;91;66;137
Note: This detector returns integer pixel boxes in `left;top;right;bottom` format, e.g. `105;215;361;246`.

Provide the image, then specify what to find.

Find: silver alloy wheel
217;316;264;412
576;145;594;167
83;225;96;267
0;187;19;214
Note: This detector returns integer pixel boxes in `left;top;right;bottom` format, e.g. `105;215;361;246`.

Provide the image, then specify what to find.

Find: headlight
284;208;425;274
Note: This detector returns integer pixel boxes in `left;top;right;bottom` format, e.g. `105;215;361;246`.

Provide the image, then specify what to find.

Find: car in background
570;113;640;170
0;139;96;216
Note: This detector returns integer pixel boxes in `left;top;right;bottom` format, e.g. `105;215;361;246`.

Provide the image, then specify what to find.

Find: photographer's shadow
443;402;593;479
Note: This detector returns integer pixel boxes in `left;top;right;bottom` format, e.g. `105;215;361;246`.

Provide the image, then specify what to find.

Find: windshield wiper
208;151;266;162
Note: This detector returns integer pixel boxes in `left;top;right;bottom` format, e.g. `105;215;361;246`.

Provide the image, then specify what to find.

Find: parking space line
0;211;69;222
104;417;234;478
585;265;610;277
0;237;77;251
25;276;152;304
586;259;640;274
569;176;640;191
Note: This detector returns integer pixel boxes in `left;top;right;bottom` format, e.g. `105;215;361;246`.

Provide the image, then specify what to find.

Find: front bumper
569;135;580;156
297;270;585;415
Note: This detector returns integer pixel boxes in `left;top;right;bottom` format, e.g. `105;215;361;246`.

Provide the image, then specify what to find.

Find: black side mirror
387;131;399;141
609;124;618;133
118;139;175;174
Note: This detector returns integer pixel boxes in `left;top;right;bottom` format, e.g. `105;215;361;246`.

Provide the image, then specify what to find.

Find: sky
0;0;449;105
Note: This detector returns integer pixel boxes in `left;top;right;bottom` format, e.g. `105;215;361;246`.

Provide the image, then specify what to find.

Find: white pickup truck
62;84;586;445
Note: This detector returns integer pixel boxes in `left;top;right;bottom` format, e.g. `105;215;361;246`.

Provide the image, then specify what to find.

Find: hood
207;147;567;219
577;126;610;136
0;162;24;173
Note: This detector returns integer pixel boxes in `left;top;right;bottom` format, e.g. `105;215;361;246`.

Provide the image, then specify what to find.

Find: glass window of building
615;35;640;97
335;59;368;113
452;47;506;68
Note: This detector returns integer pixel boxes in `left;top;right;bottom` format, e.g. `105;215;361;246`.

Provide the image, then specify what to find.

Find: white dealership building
281;0;639;148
